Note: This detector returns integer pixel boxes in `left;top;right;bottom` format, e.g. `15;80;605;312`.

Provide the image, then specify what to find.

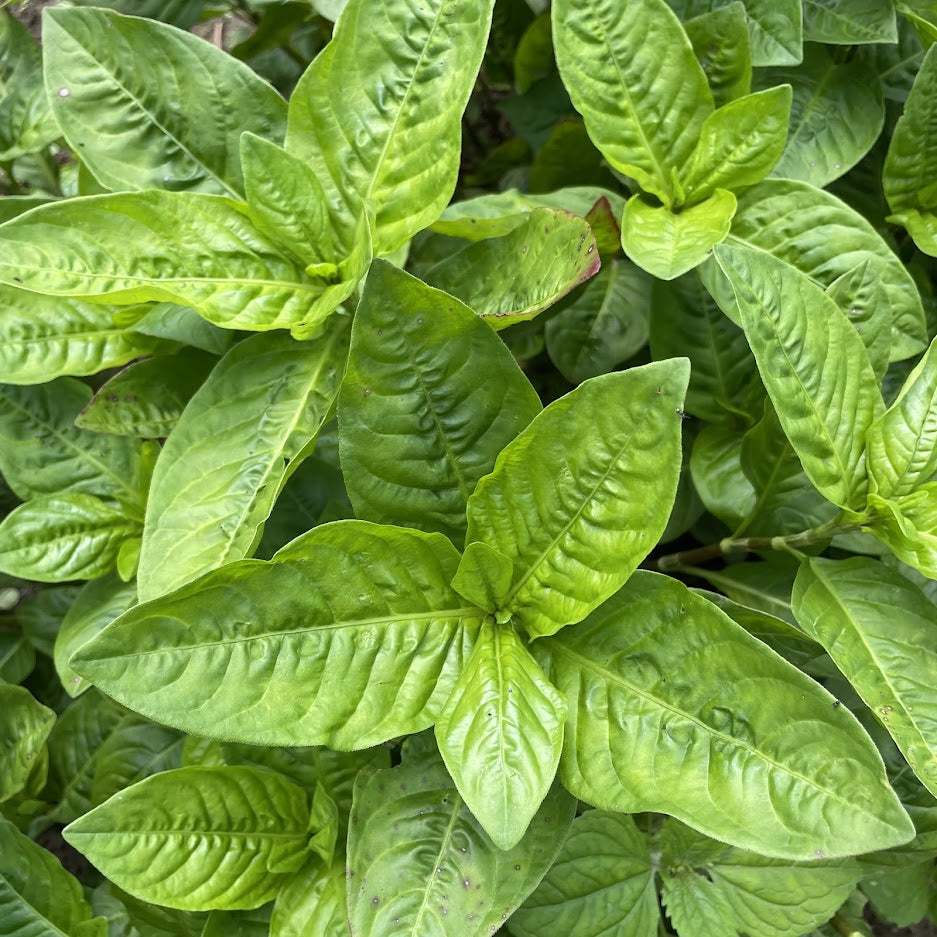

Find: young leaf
681;86;793;200
43;6;286;196
884;45;937;255
552;0;713;205
424;208;600;329
286;0;496;253
346;743;575;937
867;337;937;498
0;287;166;386
544;258;652;384
465;359;689;638
659;820;861;937
802;0;897;44
793;557;937;797
510;811;660;937
0;817;107;937
451;542;514;611
64;766;311;911
138;322;349;601
765;45;885;187
0;379;147;508
56;574;137;698
338;261;541;544
712;242;883;509
534;572;915;860
435;621;567;850
685;3;752;107
714;178;927;361
240;133;336;269
0;494;140;583
622;189;736;280
75;348;216;439
73;522;484;748
0;193;328;333
0;684;54;804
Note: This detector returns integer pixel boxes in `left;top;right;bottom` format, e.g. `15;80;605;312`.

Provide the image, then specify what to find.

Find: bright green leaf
712;242;883;509
552;0;713;204
138;322;349;601
271;858;348;937
338;261;541;544
622;189;736;281
435;621;567;850
451;542;514;612
43;6;286;197
802;0;897;44
685;3;753;107
465;360;689;638
793;556;937;798
0;684;54;804
534;571;915;859
73;522;484;748
64;766;311;911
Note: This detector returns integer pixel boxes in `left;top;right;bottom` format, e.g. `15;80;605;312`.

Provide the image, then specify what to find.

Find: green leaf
689;424;756;528
534;571;915;859
862;859;933;926
271;858;348;937
0;379;147;508
138;322;349;601
510;811;659;937
765;45;885;187
712;242;882;509
793;556;937;798
75;348;217;439
338;261;540;544
0;287;167;386
0;631;35;685
43;690;128;826
622;189;736;281
682;86;793;200
660;820;861;937
15;585;81;658
435;621;567;850
56;574;137;698
451;542;514;611
128;302;231;357
64;766;311;911
715;178;927;362
544;258;653;384
0;12;59;161
240;133;335;269
692;557;798;624
286;0;495;253
867;337;937;498
73;522;484;748
685;3;752;107
346;744;575;937
0;192;329;334
424;208;600;329
0;494;140;583
465;360;689;638
0;816;106;937
90;715;185;807
888;207;937;255
552;0;713;204
648;270;759;423
884;45;937;252
802;0;897;44
0;684;54;803
43;6;286;197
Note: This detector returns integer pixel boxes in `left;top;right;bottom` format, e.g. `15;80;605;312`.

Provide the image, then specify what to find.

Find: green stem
653;517;857;573
1;161;24;195
829;912;856;937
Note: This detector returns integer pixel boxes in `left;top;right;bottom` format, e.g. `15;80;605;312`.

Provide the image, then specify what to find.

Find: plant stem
33;149;63;197
829;912;857;937
653;518;857;572
0;161;24;195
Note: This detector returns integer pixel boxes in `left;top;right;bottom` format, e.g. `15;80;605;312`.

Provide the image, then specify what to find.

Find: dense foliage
2;0;937;934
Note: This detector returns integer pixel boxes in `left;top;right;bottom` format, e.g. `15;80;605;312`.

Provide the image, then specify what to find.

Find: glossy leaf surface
64;766;311;911
74;522;484;748
465;360;689;637
0;684;54;804
534;572;914;859
338;261;540;544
